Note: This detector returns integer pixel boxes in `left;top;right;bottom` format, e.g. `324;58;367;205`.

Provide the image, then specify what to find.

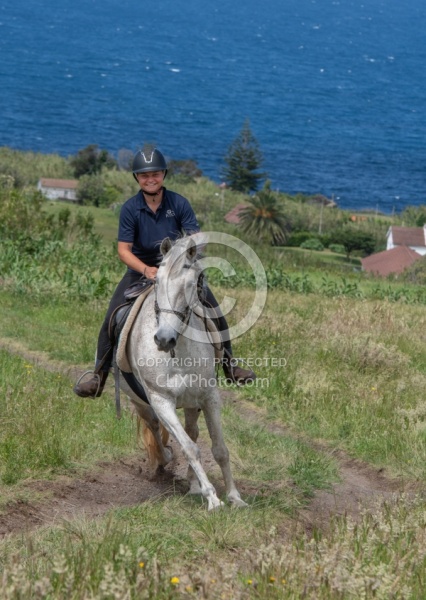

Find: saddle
108;279;154;408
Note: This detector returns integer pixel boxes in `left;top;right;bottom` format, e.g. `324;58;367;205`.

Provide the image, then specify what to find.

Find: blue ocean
1;0;425;213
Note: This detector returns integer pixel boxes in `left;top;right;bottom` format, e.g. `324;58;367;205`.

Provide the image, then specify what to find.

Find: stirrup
74;370;103;397
223;355;256;386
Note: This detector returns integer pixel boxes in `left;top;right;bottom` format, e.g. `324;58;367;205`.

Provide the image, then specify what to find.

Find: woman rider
74;147;256;398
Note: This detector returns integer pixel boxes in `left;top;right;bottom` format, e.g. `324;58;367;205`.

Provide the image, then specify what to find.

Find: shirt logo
166;209;175;218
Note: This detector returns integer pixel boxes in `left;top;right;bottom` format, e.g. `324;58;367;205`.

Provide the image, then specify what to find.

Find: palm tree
238;181;289;245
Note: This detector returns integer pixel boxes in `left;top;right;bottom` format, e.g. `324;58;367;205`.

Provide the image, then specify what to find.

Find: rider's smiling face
136;171;165;195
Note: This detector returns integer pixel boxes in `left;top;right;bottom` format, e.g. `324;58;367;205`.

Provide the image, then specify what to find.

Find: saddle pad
116;287;154;373
117;294;224;374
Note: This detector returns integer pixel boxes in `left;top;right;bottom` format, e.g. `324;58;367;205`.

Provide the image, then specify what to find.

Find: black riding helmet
132;148;167;181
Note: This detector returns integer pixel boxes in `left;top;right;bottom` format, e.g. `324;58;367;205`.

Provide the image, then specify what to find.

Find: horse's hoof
231;498;249;508
208;499;225;511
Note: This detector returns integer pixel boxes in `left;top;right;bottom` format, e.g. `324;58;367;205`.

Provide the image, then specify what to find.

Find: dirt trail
224;393;414;534
0;438;219;538
0;338;417;538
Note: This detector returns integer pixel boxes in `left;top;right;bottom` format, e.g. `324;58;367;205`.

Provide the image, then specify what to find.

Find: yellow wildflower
247;579;253;585
170;576;180;585
269;576;276;583
139;562;145;568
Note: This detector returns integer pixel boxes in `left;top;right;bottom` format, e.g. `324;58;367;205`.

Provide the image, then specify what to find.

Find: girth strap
120;370;150;405
113;346;121;419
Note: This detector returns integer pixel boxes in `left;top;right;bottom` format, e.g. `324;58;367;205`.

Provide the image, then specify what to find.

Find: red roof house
361;246;423;277
37;178;78;202
224;203;248;225
386;225;426;256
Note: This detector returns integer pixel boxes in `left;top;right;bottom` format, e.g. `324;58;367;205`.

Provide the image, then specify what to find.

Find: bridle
154;265;205;355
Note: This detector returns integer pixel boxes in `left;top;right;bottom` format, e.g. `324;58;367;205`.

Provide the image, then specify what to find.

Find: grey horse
121;236;247;511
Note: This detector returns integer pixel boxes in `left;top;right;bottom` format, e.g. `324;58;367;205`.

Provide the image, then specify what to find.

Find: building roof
307;194;337;207
361;246;422;277
39;178;78;189
224;203;248;225
388;226;426;247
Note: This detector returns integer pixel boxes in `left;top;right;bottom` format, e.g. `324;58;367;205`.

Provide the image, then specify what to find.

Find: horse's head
153;236;202;352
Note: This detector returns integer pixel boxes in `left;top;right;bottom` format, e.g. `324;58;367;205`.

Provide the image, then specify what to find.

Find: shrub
76;174;121;207
0;186;48;240
401;256;426;285
286;231;313;247
300;238;324;251
329;243;346;254
319;233;332;248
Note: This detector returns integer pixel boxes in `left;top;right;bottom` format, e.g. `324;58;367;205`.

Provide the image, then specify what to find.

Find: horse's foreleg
150;394;223;510
202;394;248;508
184;408;202;495
133;400;173;471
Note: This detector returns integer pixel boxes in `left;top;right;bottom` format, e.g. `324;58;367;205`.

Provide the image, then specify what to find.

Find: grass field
1;280;426;598
1;194;426;598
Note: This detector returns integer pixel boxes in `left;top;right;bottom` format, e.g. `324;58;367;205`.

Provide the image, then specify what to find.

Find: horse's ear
186;237;197;260
160;237;172;256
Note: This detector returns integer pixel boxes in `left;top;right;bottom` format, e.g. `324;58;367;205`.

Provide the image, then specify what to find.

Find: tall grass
231;288;426;478
2;236;425;305
0;147;73;187
1;491;425;598
0;350;136;488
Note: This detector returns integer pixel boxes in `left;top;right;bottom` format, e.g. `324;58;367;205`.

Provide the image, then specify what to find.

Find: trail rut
0;338;418;539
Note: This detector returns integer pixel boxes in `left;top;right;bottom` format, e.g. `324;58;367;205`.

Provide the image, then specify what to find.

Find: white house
386;225;426;256
37;178;78;202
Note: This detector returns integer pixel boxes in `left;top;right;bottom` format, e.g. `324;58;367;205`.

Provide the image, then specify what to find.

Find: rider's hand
144;266;158;279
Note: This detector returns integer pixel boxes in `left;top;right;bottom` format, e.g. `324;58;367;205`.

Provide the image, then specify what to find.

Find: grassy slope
1;286;426;598
1;185;426;598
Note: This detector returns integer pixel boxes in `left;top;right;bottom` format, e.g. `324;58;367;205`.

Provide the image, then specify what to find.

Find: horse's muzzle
154;333;177;352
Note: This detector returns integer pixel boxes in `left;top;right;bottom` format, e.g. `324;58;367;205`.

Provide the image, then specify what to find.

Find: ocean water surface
1;0;425;213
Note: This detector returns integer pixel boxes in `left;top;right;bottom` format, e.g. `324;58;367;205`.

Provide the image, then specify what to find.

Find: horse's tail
137;417;170;471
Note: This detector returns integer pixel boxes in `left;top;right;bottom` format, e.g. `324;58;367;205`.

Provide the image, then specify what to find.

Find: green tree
331;229;376;259
77;174;107;207
400;205;426;227
222;120;266;193
77;174;121;208
168;159;203;182
238;181;289;244
70;144;117;178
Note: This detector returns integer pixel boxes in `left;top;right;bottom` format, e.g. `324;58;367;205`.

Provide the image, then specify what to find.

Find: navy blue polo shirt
118;188;200;272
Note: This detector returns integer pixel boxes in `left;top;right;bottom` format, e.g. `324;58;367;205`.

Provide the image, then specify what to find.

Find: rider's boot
222;351;256;386
74;370;109;398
